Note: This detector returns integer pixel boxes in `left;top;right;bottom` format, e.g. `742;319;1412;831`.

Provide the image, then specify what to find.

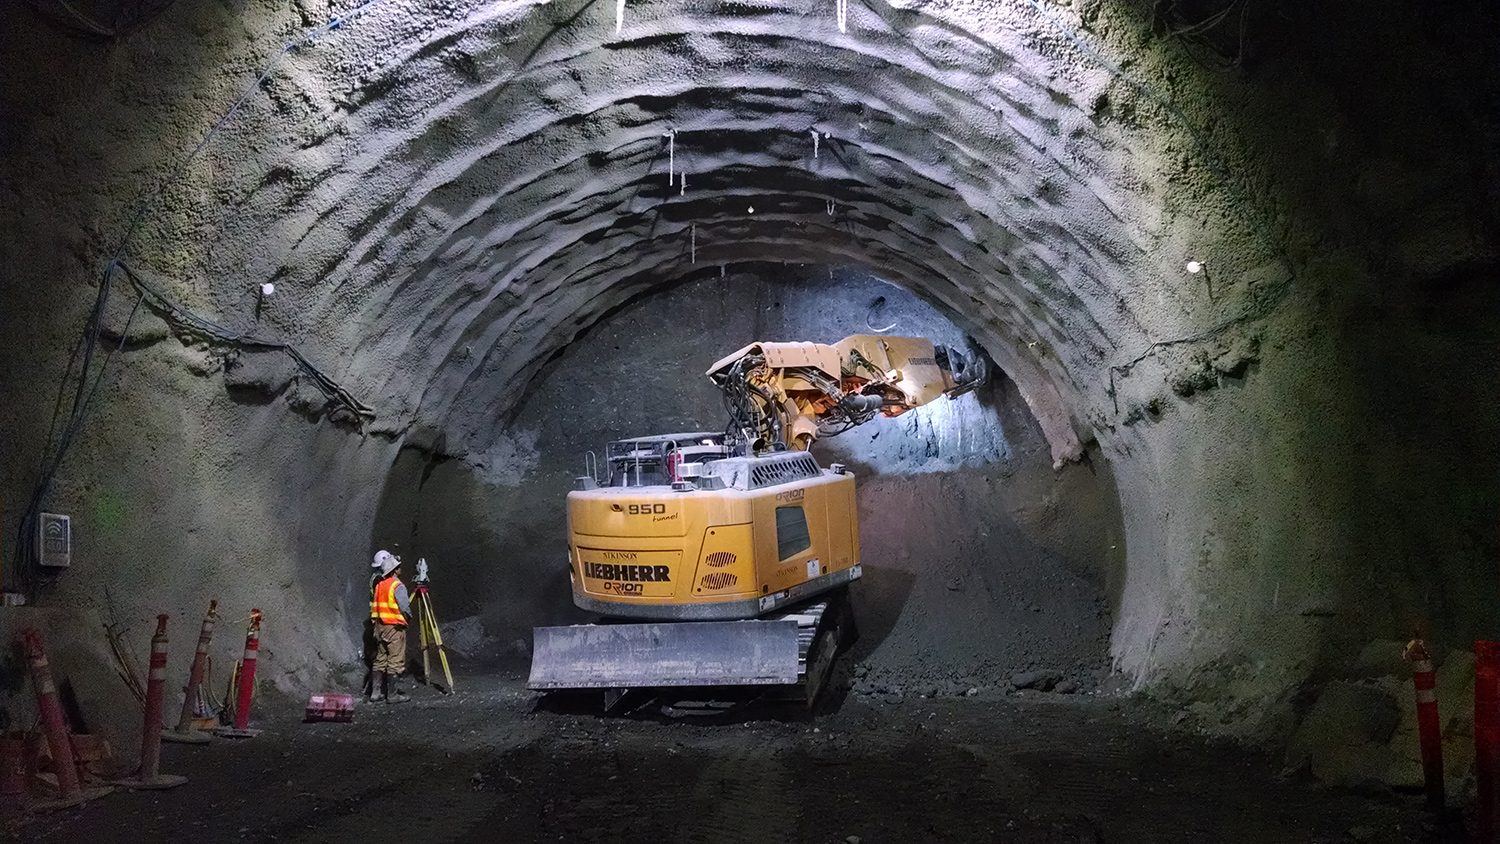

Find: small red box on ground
304;693;355;723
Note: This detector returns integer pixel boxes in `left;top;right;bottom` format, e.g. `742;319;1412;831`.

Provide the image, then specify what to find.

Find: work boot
368;672;386;703
387;675;411;705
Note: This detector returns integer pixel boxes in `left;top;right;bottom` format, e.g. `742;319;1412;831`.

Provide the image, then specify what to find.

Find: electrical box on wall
39;513;71;568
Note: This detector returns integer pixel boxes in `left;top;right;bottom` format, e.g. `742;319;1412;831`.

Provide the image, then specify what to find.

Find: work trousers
372;621;408;674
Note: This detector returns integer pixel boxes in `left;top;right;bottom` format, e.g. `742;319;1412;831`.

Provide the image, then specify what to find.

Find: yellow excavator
528;334;986;707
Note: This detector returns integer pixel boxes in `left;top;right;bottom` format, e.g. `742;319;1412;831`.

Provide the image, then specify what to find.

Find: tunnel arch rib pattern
185;0;1270;467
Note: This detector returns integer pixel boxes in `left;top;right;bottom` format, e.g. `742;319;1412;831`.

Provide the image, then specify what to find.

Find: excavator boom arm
707;335;986;452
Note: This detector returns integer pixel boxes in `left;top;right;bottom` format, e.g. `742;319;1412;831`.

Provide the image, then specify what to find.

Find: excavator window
775;506;812;561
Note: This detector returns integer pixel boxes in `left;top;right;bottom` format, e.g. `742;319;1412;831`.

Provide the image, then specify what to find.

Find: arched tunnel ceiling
185;0;1277;457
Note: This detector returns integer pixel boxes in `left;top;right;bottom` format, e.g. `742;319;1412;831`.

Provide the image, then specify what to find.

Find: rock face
1286;646;1480;796
0;0;1495;740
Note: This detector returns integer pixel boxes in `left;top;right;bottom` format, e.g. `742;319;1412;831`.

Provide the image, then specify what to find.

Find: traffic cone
114;615;187;790
162;600;217;745
20;629;112;808
1475;640;1498;844
215;609;263;739
1404;639;1445;811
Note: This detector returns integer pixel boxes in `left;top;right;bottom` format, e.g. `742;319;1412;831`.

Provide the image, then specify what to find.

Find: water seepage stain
93;489;127;533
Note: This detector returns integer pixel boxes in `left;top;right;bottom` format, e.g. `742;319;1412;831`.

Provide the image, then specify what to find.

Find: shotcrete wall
1;0;1495;740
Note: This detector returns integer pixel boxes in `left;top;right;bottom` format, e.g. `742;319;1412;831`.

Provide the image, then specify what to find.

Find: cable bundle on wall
118;263;376;421
11;0;389;598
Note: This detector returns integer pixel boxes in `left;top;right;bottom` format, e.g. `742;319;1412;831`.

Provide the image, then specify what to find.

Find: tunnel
1;1;1496;841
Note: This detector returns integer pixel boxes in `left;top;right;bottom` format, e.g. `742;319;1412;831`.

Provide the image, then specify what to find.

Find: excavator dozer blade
528;620;800;690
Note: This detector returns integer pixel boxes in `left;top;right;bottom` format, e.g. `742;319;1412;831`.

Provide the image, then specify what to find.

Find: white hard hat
372;550;400;576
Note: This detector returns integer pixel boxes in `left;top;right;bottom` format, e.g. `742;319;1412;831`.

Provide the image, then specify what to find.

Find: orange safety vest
371;576;406;626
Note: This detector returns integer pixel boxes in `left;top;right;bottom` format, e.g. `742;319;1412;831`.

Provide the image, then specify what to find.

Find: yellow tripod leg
423;591;455;693
416;591;432;685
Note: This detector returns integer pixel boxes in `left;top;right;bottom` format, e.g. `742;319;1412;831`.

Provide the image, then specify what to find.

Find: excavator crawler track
529;589;854;714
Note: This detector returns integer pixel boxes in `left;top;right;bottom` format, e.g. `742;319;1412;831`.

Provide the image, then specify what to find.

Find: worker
369;549;412;704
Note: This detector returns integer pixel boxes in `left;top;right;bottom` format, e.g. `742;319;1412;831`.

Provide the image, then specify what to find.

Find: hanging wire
1023;0;1295;412
14;0;389;598
118;263;375;420
1159;0;1251;71
26;0;178;42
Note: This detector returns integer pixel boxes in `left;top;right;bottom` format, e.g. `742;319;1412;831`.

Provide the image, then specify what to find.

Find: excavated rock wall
1;0;1495;740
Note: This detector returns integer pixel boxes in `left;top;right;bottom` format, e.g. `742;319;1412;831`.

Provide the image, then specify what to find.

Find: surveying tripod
412;559;455;694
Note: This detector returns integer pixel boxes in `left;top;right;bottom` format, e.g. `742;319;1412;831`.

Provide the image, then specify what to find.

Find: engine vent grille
699;573;739;590
748;453;821;489
701;453;824;491
704;552;737;568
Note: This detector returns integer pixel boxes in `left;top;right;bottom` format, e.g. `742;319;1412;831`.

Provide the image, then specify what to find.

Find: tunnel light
747;205;755;214
1185;261;1203;274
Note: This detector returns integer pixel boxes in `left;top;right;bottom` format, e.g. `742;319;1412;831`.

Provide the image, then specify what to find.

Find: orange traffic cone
114;615;187;790
215;609;263;739
163;600;217;745
20;629;113;808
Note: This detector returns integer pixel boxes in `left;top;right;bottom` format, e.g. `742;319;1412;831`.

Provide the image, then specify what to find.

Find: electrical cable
54;1;118;38
1169;1;1250;72
118;263;375;420
865;295;897;332
1163;1;1238;39
27;0;178;42
14;265;140;595
14;0;389;598
1022;0;1296;412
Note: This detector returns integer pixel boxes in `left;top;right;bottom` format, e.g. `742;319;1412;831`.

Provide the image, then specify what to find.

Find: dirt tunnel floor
5;669;1459;844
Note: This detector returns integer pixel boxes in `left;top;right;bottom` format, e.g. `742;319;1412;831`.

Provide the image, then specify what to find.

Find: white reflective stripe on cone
152;643;169;653
39;679;56;695
243;650;257;660
150;667;167;680
1416;689;1438;704
1412;660;1434;674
